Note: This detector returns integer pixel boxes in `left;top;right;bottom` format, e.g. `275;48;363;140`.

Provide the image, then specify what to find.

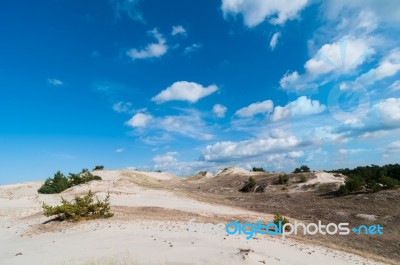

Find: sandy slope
0;170;388;265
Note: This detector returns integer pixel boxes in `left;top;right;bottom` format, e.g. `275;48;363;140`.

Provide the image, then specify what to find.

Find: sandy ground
0;170;388;265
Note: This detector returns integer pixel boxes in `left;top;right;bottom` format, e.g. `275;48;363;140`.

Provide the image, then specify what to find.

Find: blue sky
1;0;400;184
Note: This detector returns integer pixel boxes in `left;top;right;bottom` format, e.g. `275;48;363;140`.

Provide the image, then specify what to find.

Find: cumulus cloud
152;152;178;164
112;101;132;113
305;37;371;76
380;98;400;126
279;37;373;91
356;49;400;85
270;96;326;122
171;25;186;36
47;78;63;86
202;135;302;162
126;110;214;142
125;112;153;128
212;104;227;118
127;28;168;60
152;81;218;103
269;32;281;50
235;100;273;118
221;0;309;27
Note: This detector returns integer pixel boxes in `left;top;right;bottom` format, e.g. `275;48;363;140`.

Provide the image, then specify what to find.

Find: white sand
0;170;387;265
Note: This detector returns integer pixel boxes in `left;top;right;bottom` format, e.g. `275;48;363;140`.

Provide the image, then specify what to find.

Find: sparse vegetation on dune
293;165;311;173
332;164;400;195
42;190;113;222
93;165;105;171
38;168;102;194
251;167;266;172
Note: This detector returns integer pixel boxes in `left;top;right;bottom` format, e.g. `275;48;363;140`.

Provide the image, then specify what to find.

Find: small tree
278;174;289;184
300;165;311;172
239;176;257;192
273;213;290;230
42;190;114;222
252;167;266;172
299;174;308;183
93;165;104;171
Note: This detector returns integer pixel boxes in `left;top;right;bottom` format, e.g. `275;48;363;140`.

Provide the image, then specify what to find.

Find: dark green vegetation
239;176;258;192
42;190;113;222
293;165;311;173
38;169;102;194
273;212;290;230
330;164;400;195
251;167;266;172
93;165;104;171
299;174;308;183
277;174;289;185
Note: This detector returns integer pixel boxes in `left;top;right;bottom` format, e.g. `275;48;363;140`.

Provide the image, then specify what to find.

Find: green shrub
38;169;102;194
293;165;311;173
37;171;70;194
299;174;308;183
93;165;104;171
239;176;257;192
378;176;399;189
273;212;290;230
338;175;364;195
252;167;266;172
42;190;114;222
278;174;289;185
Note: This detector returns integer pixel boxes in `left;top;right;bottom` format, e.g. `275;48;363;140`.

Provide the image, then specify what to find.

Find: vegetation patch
42;190;113;222
331;164;400;195
38;169;102;194
293;165;311;173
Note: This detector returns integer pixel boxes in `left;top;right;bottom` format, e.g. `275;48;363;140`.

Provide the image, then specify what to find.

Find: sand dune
0;170;389;265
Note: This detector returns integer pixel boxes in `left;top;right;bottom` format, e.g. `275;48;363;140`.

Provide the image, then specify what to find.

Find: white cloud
125;112;153;128
221;0;309;27
127;28;168;60
171;25;186;36
271;96;326;122
184;43;202;54
212;104;227;118
304;37;371;76
235;100;273;118
202;135;301;162
380;98;400;126
279;71;300;90
338;148;364;155
269;32;281;50
152;152;178;164
112;101;132;113
323;0;400;24
356;49;400;85
115;148;125;153
126;110;214;142
152;81;218;103
47;78;63;86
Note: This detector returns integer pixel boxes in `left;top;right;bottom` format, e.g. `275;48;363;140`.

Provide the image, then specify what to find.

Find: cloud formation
212;104;227;118
271;96;326;122
269;32;281;50
152;81;218;103
235;100;273;118
221;0;309;26
127;29;167;60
